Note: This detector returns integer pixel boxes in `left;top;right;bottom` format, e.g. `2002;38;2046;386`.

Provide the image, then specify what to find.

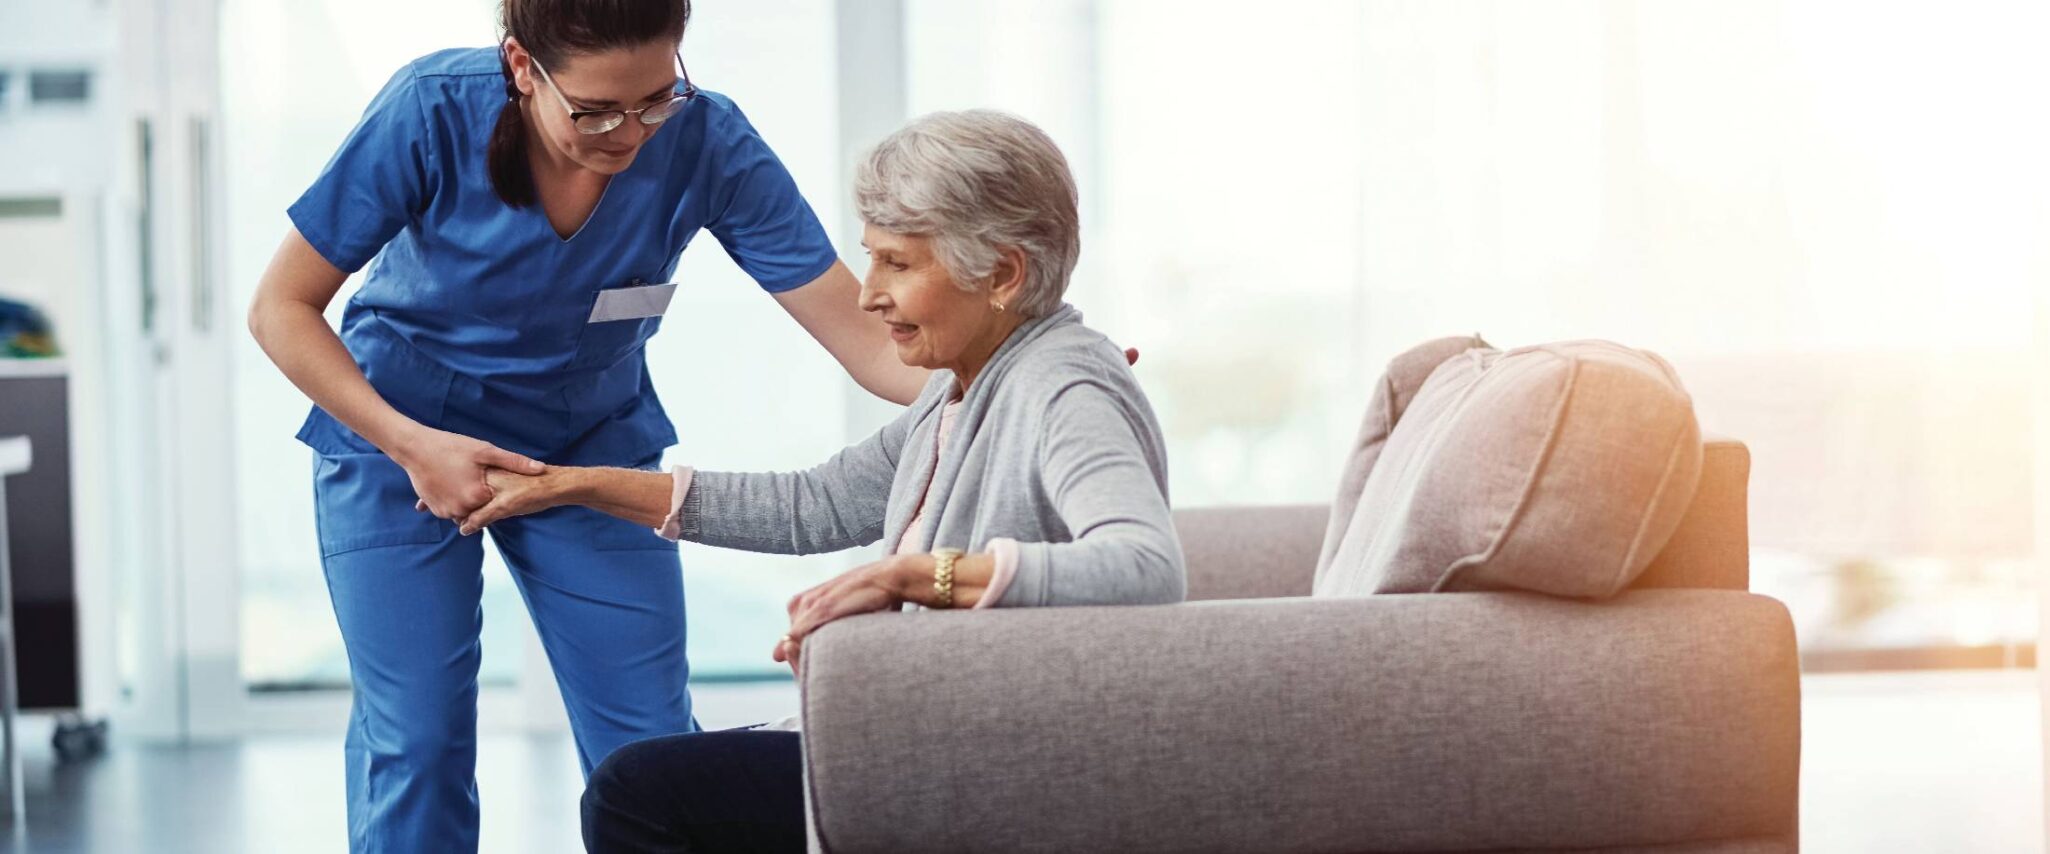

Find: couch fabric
802;591;1799;854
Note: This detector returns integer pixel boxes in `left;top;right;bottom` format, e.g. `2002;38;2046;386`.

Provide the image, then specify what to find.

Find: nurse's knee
393;727;474;768
360;706;476;771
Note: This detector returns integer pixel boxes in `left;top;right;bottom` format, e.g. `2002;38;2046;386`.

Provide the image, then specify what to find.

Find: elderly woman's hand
455;466;564;536
773;561;898;672
773;550;1001;671
772;555;926;672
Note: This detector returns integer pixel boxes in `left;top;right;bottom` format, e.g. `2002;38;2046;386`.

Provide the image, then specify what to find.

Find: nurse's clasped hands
392;425;546;521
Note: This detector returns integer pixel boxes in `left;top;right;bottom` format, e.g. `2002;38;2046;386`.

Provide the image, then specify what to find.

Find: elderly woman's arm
778;378;1182;661
993;380;1187;606
813;380;1185;611
849;380;1186;610
685;420;909;555
460;383;935;550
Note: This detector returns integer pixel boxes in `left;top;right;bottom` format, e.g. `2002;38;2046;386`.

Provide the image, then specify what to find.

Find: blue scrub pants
313;451;699;853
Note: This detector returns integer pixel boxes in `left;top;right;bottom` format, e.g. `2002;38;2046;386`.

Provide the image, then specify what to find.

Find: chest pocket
572;278;670;371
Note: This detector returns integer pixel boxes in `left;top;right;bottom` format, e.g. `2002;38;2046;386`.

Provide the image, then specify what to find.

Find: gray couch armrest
800;590;1800;854
1174;503;1327;600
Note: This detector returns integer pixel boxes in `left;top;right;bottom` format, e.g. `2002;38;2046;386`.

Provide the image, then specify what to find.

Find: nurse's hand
394;428;544;521
457;468;561;535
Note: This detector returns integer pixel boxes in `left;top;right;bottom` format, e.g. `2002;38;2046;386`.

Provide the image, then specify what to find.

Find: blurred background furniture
2;433;31;825
0;362;102;771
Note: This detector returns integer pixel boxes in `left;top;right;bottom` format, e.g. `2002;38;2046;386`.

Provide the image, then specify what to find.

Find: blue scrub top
287;47;838;464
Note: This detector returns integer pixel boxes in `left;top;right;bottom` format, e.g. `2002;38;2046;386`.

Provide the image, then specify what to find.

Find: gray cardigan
683;303;1186;608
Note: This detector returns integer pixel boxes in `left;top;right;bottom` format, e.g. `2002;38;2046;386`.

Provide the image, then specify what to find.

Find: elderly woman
457;109;1184;852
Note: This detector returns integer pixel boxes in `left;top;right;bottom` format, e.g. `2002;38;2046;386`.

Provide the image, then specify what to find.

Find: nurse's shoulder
288;47;501;271
395;46;508;121
337;47;503;153
670;88;808;194
408;45;505;79
352;47;506;175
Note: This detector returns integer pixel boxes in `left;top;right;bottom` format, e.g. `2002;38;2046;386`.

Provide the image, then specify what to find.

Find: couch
798;339;1801;854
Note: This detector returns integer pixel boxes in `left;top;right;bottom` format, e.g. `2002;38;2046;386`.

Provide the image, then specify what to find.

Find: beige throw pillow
1312;340;1702;599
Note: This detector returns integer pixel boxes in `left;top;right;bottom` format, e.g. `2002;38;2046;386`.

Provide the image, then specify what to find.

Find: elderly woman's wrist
544;467;591;507
880;554;933;600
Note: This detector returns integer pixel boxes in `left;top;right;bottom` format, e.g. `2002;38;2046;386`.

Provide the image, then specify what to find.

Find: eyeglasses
530;51;697;135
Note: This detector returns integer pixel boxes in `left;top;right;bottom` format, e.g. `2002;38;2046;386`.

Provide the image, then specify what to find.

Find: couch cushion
1313;340;1702;599
1315;334;1489;579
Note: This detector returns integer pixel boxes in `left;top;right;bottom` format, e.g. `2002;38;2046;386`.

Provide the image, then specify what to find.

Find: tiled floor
3;672;2042;853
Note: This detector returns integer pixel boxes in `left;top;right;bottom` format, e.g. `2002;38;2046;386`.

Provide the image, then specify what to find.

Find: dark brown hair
489;0;691;207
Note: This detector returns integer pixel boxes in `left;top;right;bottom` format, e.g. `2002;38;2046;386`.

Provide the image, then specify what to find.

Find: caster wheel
52;717;108;762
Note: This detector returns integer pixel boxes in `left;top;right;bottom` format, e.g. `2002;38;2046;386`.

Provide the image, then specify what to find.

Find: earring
992;301;1006;313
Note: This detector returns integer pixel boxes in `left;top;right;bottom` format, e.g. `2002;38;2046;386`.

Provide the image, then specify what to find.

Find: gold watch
930;548;964;609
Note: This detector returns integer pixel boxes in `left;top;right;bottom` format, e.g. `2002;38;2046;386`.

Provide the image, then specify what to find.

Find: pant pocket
312;453;453;557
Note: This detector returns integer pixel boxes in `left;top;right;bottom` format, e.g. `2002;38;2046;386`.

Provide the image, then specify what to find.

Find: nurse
244;0;923;850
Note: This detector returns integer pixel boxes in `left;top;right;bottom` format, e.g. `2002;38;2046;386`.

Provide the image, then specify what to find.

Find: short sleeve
701;101;839;293
287;64;436;273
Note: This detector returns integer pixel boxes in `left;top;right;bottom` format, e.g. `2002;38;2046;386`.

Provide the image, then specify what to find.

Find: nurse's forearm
772;261;930;405
249;298;425;456
553;466;674;529
857;344;931;405
247;231;431;457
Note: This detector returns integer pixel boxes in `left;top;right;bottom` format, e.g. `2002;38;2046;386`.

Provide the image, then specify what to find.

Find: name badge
588;282;679;323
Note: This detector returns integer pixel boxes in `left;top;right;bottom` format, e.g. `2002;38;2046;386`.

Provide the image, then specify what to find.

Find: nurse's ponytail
488;0;693;208
488;49;535;207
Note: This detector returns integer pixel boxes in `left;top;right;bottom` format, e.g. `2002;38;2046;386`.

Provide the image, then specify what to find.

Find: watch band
931;547;964;609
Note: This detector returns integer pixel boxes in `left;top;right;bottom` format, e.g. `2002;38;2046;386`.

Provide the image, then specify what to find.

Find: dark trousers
581;728;806;853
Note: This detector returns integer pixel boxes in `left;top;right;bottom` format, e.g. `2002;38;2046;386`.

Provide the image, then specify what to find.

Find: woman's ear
503;38;536;97
989;245;1030;311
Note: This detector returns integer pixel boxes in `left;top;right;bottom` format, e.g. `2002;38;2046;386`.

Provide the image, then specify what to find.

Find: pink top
655;399;1019;608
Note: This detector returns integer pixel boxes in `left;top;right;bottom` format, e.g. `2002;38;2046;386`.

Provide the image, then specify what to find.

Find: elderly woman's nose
858;275;886;311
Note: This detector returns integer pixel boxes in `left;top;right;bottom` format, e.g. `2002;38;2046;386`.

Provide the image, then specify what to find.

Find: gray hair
853;109;1080;318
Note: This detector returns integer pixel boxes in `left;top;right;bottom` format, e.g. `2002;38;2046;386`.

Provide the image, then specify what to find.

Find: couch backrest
1174;435;1750;600
1633;436;1750;590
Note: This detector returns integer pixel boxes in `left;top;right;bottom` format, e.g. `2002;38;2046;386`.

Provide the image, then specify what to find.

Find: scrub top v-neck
286;46;838;465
